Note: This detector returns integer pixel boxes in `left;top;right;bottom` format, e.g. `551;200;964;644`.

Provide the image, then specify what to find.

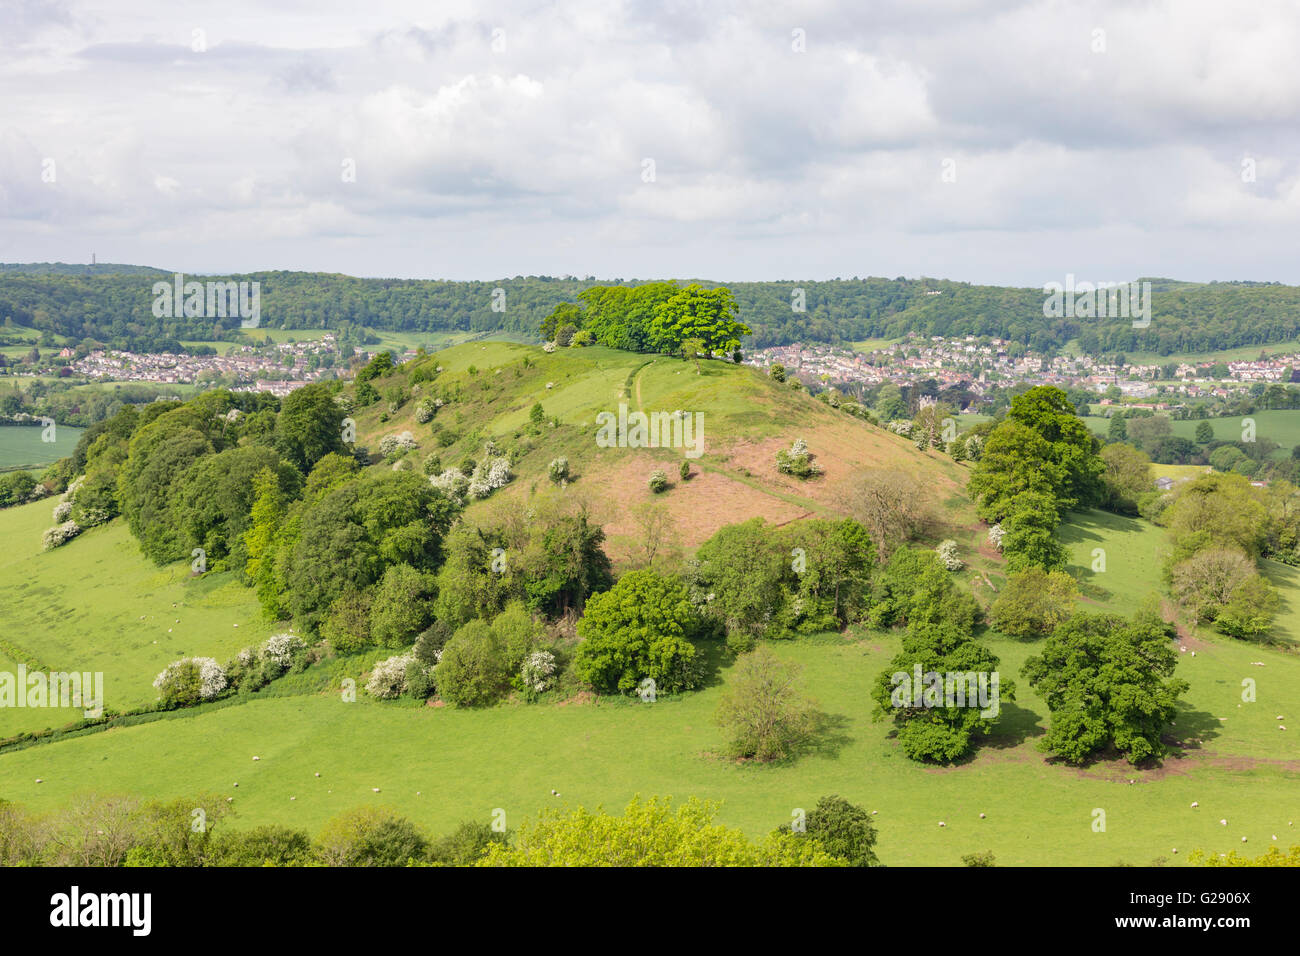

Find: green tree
434;619;512;707
574;569;702;695
274;382;346;474
715;646;819;761
1022;609;1188;765
369;563;436;647
1195;420;1214;444
476;796;845;867
777;795;880;866
990;568;1079;638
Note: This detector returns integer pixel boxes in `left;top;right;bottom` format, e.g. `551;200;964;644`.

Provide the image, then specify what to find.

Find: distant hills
1;262;1298;356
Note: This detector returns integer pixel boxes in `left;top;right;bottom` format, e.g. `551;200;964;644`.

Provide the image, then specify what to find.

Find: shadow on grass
732;711;855;767
983;700;1045;750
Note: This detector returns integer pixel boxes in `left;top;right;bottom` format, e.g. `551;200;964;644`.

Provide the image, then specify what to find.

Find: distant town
749;332;1299;409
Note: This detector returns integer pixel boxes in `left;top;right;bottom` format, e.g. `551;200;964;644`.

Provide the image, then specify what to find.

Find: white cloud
0;0;1298;282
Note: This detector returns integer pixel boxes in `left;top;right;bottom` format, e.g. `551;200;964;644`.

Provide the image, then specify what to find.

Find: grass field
0;342;1296;866
1083;409;1300;457
0;495;1296;864
0;499;277;737
0;424;84;472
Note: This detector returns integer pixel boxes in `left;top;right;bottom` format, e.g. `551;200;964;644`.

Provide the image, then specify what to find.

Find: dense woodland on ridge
2;262;1300;355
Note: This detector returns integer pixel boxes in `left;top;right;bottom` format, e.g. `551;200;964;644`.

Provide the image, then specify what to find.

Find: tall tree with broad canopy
1022;608;1188;765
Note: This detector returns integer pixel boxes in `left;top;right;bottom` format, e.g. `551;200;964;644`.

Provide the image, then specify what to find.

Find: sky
1;0;1298;285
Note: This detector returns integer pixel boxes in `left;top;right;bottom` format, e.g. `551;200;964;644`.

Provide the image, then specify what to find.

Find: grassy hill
352;342;974;561
0;342;1296;865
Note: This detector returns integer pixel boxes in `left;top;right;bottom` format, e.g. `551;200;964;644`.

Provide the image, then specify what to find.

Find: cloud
0;0;1298;282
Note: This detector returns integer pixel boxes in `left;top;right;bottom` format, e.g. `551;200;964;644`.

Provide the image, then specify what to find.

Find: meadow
0;492;1296;865
1082;409;1300;457
0;423;84;472
0;341;1296;866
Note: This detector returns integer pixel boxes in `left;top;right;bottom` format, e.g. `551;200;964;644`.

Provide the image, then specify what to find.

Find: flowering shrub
887;420;913;437
379;431;418;461
52;500;72;522
964;433;985;462
42;520;82;550
262;632;306;669
154;657;228;707
542;341;557;353
468;457;513;500
430;468;470;504
521;650;558;697
775;439;822;479
414;398;438;423
648;469;669;493
987;524;1005;551
548;457;570;483
936;539;963;571
366;653;414;700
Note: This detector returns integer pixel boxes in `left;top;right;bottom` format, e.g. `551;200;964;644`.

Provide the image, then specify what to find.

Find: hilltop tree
646;284;750;358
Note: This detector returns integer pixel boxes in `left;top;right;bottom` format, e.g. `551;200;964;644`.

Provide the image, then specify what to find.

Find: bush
775;439;821;479
42;520;82;550
777;794;879;866
548;457;570;483
154;657;227;707
935;540;963;571
679;460;691;481
369;564;435;647
716;646;818;761
261;632;306;672
317;807;429;866
648;469;669;493
378;431;418;461
520;650;558;698
769;363;786;383
321;589;372;653
435;620;512;707
366;653;415;700
414;399;437;424
990;568;1079;638
428;820;509;865
468;456;513;500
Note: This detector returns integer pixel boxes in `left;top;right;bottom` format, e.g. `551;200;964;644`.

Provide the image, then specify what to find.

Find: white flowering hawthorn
42;520;82;550
153;656;228;703
366;653;414;700
987;524;1005;551
468;457;513;500
430;468;470;504
521;650;558;694
262;632;305;668
936;539;963;571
